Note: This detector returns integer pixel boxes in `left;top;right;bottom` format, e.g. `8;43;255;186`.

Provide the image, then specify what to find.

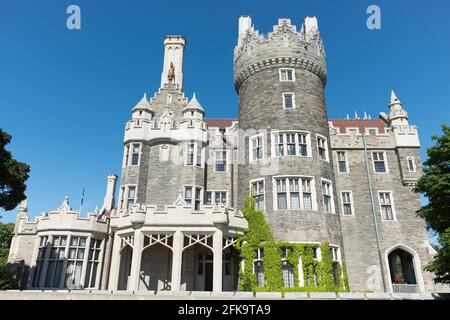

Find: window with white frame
126;186;136;209
272;132;309;157
186;143;194;165
321;180;334;213
307;263;318;287
184;187;193;205
282;93;295;109
317;136;328;161
254;248;264;287
184;186;202;210
407;157;416;172
282;260;295;288
123;145;130;167
341;192;353;216
250;135;263;161
44;235;67;288
373;152;387;173
330;246;341;286
64;236;87;289
337;151;348;173
251;180;265;211
274;177;315;211
84;238;102;289
279;68;295;81
205;191;227;205
379;192;395;221
130;144;141;166
330;246;340;261
215;150;227;172
185;142;203;167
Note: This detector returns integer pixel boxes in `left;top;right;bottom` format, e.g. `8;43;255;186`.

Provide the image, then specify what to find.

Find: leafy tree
0;128;30;211
0;223;16;289
415;124;450;284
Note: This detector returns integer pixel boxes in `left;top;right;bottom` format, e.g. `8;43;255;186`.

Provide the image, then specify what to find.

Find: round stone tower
235;17;343;246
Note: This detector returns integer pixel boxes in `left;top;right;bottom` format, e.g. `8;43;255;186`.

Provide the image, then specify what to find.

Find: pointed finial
390;90;400;104
363;111;368;120
354;111;359;120
368;113;372;119
346;114;350;120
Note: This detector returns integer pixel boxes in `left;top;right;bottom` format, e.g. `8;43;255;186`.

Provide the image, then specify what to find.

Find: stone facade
7;16;445;295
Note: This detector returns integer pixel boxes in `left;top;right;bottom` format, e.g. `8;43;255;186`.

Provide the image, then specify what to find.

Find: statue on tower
167;62;175;83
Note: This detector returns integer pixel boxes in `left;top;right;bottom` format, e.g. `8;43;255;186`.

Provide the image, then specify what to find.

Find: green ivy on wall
234;195;349;293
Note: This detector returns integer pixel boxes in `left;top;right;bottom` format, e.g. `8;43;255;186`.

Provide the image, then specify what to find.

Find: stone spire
132;93;152;111
388;90;409;126
185;92;204;113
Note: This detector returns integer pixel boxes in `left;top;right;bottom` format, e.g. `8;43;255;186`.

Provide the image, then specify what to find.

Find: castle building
8;16;441;294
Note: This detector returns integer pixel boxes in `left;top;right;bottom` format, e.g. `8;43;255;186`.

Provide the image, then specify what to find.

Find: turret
183;93;205;121
160;35;186;89
234;16;326;92
235;16;342;247
102;174;117;212
387;90;409;126
132;93;154;120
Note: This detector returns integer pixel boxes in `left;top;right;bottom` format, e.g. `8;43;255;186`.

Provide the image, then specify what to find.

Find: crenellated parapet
124;117;208;144
111;202;248;231
14;197;109;236
234;16;327;91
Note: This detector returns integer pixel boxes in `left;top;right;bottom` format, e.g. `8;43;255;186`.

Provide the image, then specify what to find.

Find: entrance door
205;262;213;291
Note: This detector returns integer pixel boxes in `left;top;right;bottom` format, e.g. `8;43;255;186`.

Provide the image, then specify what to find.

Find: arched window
388;248;418;293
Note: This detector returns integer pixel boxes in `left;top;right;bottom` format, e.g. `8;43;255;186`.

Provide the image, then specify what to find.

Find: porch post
171;230;184;292
129;229;144;291
107;232;122;290
213;229;223;292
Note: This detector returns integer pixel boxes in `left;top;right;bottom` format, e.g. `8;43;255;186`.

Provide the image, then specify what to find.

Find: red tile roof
205;118;238;127
329;119;387;134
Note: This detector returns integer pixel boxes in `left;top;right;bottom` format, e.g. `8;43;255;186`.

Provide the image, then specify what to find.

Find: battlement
234;16;327;91
124;117;208;144
15;197;109;235
111;203;247;230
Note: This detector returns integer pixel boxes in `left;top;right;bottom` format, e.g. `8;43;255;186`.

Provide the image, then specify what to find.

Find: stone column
171;230;184;292
129;229;144;291
79;235;92;289
107;232;122;290
213;229;223;292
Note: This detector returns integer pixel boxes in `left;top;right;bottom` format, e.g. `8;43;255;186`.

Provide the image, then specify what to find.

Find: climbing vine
234;195;349;293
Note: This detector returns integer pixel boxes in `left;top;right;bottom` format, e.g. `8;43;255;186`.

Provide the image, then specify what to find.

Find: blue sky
0;0;449;236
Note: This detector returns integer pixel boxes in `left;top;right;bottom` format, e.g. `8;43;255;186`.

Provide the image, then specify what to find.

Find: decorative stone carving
174;190;186;206
167;62;175;82
57;196;71;213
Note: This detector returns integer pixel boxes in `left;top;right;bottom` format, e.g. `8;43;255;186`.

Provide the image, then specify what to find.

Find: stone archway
386;245;423;293
181;233;214;291
139;233;174;292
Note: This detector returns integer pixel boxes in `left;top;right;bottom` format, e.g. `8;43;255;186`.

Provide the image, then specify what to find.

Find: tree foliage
0;128;30;211
415;124;450;284
0;223;16;289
